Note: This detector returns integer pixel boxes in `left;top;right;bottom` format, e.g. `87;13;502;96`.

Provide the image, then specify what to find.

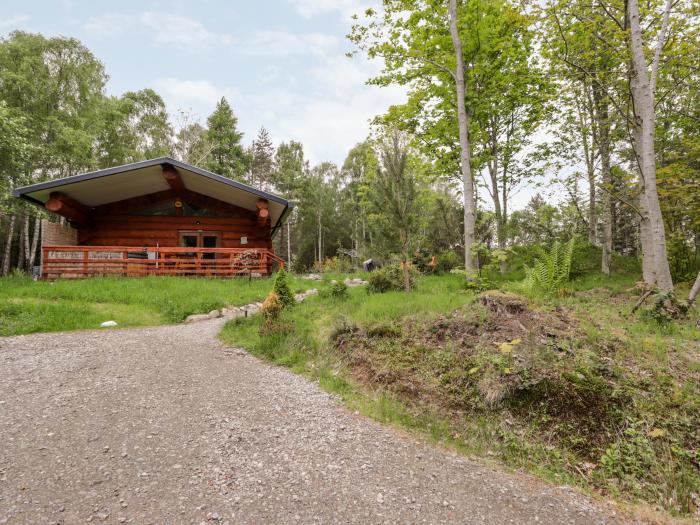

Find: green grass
220;271;700;519
0;274;312;336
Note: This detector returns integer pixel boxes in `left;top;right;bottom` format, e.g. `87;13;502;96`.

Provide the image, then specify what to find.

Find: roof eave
11;156;290;208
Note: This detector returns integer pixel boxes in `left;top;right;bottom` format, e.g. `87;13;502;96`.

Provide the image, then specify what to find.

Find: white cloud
84;14;133;37
263;56;406;163
0;14;29;29
154;78;239;112
239;31;338;57
139;13;230;51
287;0;373;19
258;65;280;84
84;12;231;53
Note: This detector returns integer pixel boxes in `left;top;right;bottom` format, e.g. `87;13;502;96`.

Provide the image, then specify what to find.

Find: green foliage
366;264;417;294
260;291;285;335
222;272;700;516
0;275;310;335
203;97;248;181
272;268;295;308
643;291;690;325
598;422;656;497
435;251;460;273
464;276;493;293
523;237;577;295
318;280;351;300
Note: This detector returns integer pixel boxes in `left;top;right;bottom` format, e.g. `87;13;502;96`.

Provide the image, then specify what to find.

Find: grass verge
220;272;700;520
0;274;312;336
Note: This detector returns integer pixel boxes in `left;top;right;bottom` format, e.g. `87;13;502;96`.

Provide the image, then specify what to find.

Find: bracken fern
524;237;576;296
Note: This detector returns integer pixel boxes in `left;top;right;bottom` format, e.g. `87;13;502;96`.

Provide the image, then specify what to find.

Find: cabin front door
179;231;221;259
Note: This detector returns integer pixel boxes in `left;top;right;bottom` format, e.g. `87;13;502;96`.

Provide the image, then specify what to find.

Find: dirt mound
420;291;577;353
332;292;626;453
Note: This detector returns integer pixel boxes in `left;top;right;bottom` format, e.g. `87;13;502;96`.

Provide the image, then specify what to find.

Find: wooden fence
41;246;285;279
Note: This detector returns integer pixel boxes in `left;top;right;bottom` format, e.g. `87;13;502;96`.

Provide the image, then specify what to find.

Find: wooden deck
41;246;285;279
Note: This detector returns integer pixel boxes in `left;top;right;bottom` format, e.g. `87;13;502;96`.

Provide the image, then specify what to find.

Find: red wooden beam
256;199;269;227
44;192;89;226
162;164;185;194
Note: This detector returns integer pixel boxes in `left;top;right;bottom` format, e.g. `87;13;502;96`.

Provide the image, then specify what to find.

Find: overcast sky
2;0;406;165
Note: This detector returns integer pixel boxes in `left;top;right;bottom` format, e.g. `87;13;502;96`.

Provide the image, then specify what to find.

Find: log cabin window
179;231;221;259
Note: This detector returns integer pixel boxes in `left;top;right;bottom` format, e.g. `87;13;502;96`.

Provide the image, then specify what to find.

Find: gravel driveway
0;318;632;524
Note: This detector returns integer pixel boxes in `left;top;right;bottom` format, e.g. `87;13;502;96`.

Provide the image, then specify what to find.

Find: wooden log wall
78;213;272;249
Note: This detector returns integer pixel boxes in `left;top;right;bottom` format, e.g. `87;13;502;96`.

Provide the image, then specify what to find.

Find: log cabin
12;157;292;278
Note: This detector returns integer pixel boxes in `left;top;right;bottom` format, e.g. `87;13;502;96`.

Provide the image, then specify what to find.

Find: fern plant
523;237;576;296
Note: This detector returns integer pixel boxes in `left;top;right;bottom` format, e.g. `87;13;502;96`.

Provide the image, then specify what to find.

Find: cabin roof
12;157;293;233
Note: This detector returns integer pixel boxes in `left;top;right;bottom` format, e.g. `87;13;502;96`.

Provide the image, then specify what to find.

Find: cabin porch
41;245;284;279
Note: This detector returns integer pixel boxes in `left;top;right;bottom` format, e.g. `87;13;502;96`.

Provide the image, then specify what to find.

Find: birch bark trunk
27;217;41;271
593;87;613;275
448;0;476;274
2;214;16;276
689;271;700;303
17;218;26;271
575;85;597;245
627;0;674;291
286;222;291;263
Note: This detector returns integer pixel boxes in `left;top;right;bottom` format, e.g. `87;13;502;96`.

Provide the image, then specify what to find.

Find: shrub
570;240;601;278
273;268;295;308
320;280;350;300
435;251;460;273
329;281;349;299
312;256;356;274
523;237;576;296
367;263;417;293
260;291;283;334
464;275;493;293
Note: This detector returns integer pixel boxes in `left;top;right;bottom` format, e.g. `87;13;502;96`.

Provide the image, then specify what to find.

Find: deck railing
41;246;285;279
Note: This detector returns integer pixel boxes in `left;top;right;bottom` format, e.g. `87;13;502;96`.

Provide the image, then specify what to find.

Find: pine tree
203;97;248;181
249;126;274;190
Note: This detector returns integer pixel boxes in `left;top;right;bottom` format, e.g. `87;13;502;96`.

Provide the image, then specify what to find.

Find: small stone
100;320;117;328
376;493;384;504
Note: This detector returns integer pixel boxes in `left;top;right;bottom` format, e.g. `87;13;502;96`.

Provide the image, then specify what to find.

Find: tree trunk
627;0;674;292
401;232;411;292
286;221;291;263
317;211;322;263
487;159;507;274
689;271;700;303
448;0;476;274
2;214;16;276
17;218;26;271
576;85;597;245
28;217;41;271
593;87;613;275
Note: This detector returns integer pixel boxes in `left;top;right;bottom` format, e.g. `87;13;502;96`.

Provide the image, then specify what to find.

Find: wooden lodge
12;158;292;278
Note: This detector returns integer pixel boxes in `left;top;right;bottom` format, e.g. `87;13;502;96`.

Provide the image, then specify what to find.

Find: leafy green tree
341;141;378;257
369;130;419;291
0;31;107;178
203;97;248;181
96;89;173;167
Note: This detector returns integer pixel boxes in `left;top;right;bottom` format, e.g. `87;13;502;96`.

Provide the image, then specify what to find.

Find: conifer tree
203;97;248;181
250;126;275;190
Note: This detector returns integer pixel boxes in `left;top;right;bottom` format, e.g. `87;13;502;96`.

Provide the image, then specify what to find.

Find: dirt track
0;319;632;524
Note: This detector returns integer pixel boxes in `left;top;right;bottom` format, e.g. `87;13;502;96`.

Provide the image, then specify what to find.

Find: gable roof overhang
12;157;293;236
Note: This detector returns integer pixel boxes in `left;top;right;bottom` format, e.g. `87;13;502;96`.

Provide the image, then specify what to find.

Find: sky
2;0;406;165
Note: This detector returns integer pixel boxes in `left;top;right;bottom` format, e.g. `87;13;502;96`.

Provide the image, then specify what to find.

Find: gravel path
0;319;632;524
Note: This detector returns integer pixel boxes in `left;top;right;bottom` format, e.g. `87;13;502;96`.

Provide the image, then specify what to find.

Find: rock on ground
0;320;632;524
